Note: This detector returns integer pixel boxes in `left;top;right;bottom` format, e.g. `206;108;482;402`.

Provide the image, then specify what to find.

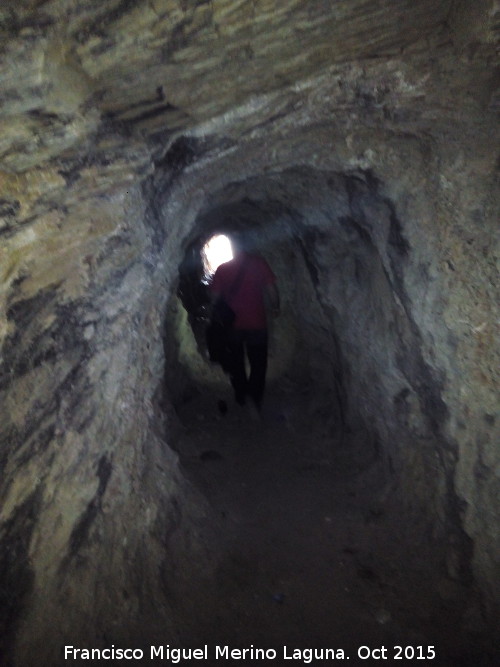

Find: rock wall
0;175;217;663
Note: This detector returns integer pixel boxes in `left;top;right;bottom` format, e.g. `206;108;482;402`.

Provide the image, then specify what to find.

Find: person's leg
227;330;247;405
246;329;268;409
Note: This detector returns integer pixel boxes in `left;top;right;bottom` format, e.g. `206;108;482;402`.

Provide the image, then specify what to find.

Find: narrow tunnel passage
165;167;459;526
154;167;496;665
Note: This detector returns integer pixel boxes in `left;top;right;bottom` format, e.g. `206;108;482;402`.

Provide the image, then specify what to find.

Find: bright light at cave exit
203;234;234;274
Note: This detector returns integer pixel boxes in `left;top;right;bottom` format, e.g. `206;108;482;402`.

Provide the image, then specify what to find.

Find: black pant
226;329;268;408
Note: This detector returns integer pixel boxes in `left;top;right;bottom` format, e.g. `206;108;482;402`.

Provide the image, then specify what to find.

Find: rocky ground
171;385;498;667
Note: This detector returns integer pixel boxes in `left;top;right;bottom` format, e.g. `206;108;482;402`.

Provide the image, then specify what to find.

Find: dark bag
205;304;234;370
206;298;235;365
212;297;235;328
206;257;248;367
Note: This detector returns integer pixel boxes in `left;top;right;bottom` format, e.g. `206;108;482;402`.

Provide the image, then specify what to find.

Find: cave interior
0;0;499;665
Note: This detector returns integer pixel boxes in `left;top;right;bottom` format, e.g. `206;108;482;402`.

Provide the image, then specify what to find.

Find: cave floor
173;385;496;667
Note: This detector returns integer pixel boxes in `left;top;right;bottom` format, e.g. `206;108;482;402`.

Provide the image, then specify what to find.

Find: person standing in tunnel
209;234;280;416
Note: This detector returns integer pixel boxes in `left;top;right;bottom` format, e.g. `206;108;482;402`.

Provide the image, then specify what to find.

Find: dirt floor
172;384;498;667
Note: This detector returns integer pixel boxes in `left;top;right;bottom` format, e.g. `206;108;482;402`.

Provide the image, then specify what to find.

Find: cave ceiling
1;0;498;176
0;0;498;258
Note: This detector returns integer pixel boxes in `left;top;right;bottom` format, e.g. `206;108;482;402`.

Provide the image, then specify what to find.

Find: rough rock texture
0;0;499;664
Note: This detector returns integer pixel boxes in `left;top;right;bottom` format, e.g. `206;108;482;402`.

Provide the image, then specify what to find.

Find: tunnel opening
202;234;234;277
167;166;443;465
172;202;343;444
144;154;499;661
152;163;491;662
155;161;481;599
